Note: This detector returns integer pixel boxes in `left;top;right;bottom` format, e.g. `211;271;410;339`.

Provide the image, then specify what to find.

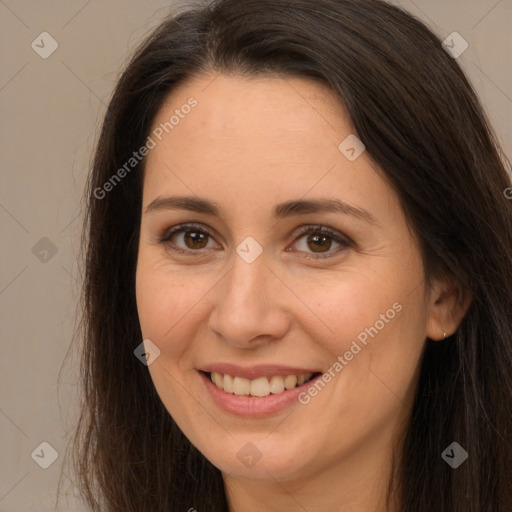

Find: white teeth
233;376;251;395
250;377;271;397
269;376;285;394
297;373;313;385
223;373;234;393
212;371;223;388
209;371;315;397
284;375;298;390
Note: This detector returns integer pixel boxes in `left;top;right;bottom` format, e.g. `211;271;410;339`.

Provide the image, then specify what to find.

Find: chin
198;433;312;481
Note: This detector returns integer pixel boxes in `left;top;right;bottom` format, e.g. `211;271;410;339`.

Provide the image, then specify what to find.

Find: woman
71;0;512;510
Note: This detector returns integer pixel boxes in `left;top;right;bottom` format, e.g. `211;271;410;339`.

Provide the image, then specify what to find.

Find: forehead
152;72;349;133
145;73;351;169
142;73;397;224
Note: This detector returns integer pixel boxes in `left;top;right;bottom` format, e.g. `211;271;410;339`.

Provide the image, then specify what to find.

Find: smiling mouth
203;371;321;397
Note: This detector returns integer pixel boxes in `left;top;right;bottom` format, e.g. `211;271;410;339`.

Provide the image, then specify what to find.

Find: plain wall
0;1;510;510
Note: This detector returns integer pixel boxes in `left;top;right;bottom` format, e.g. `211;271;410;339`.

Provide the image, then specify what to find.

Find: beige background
0;1;510;510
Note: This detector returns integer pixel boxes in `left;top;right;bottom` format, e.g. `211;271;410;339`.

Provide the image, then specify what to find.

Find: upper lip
199;363;321;379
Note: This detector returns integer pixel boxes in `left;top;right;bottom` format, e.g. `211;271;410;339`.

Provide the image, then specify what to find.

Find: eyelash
158;223;352;260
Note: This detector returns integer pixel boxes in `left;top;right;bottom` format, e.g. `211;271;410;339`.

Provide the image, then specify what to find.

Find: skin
135;72;470;512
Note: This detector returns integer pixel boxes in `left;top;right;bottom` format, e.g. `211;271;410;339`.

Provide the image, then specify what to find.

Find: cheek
136;256;177;341
305;265;427;394
135;259;208;421
136;266;174;342
299;285;426;455
135;256;215;361
305;272;402;352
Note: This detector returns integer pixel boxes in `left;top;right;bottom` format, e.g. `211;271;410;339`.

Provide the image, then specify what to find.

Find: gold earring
443;332;447;340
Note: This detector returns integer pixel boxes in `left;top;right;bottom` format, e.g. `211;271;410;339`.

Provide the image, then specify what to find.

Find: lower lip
199;371;321;417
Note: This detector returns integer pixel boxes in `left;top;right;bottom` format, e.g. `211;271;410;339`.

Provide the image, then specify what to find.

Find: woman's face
135;73;435;483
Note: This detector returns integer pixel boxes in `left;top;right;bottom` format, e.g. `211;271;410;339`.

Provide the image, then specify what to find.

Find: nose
207;251;291;348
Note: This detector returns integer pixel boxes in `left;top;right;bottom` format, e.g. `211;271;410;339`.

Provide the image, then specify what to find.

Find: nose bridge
208;248;287;345
223;251;269;320
222;232;269;309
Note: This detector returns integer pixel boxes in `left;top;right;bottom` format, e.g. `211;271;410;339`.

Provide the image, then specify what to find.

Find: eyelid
290;224;352;259
159;222;353;258
158;223;220;254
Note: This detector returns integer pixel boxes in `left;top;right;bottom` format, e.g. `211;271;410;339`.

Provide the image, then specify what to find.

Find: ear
425;274;472;341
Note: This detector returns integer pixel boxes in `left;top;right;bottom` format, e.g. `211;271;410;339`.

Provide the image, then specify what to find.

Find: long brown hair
69;0;512;510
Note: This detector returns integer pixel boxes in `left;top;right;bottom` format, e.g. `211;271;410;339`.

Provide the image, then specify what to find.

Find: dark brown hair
69;0;512;510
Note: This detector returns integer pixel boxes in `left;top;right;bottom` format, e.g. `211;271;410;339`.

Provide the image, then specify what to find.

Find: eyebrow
144;195;380;226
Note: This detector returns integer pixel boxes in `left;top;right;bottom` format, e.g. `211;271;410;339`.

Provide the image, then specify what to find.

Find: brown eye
291;226;352;259
160;224;217;255
306;234;334;253
181;230;209;249
159;223;351;259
